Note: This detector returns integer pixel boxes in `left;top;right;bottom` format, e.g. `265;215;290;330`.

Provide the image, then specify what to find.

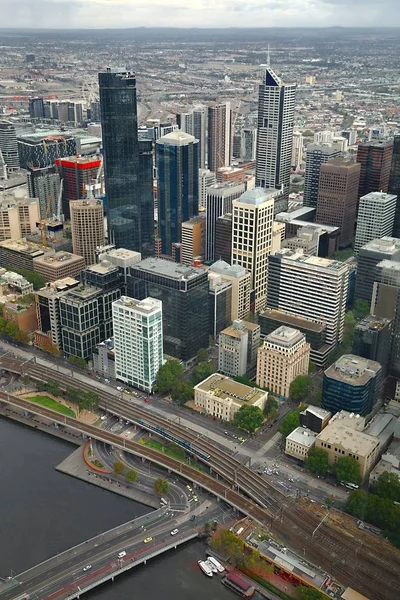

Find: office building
156;131;199;257
285;427;317;461
96;246;141;292
267;250;348;352
232;188;274;311
291;131;303;170
354;192;397;254
208;273;232;339
17;132;76;170
80;261;121;340
207;103;232;173
112;296;163;393
99;68;152;253
55;156;102;220
355;237;400;304
390;136;400;237
33;251;85;282
241;128;257;162
59;286;102;360
303;143;342;209
256;326;310;398
177;108;206;168
181;215;206;265
93;338;116;380
255;65;296;207
0;120;19;172
206;183;244;263
352;315;392;376
70;199;105;266
357;140;393;199
215;214;232;264
27;165;61;220
299;406;331;434
322;354;382;416
0;149;6;180
138;138;155;257
29;97;45;119
218;321;249;377
0;190;40;241
35;277;79;351
316;158;361;248
128;258;209;361
282;226;319;256
372;259;400;377
316;418;380;479
194;373;267;422
199;168;217;209
217;165;248;186
209;259;251;321
0;238;54;272
246;322;261;379
0;268;33;297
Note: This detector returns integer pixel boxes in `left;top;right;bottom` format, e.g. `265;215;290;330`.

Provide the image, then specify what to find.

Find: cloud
0;0;398;28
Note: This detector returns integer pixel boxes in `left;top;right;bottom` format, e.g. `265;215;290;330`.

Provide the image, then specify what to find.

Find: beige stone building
285;427;317;460
33;251;85;282
256;326;310;398
70;199;105;265
0;189;40;241
209;260;251;321
194;373;267;422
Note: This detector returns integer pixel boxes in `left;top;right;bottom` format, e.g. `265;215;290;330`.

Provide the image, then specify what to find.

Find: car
144;537;153;543
144;397;150;402
116;386;123;391
82;565;92;572
224;431;228;435
100;415;107;421
117;551;126;559
186;485;192;491
190;515;195;521
170;529;179;536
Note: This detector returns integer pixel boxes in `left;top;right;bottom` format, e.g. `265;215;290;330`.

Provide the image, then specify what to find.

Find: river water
0;418;235;600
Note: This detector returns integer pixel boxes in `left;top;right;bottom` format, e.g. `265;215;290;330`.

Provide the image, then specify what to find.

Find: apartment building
33;251;85;282
70;199;105;266
354;192;397;254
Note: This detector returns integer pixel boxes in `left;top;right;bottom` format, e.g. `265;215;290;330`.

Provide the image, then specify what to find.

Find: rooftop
360;236;400;255
275;216;339;235
62;285;99;301
0;238;52;257
37;277;79;296
376;259;400;273
70;199;103;210
275;249;347;272
326;354;381;385
329;410;365;431
134;257;206;281
317;422;379;456
304;406;332;421
359;191;397;203
287;426;317;447
209;259;248;279
259;308;326;334
355;315;392;333
113;295;162;315
157;130;196;145
195;373;266;406
33;251;84;266
84;260;118;274
236;187;276;206
265;326;305;348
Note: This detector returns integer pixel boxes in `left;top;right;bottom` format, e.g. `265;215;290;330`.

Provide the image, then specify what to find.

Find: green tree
196;347;208;362
191;361;216;385
354;299;370;320
345;489;369;519
47;379;61;397
264;396;278;419
333;456;361;485
289;375;312;401
233;404;264;433
295;586;326;600
154;477;169;496
113;461;125;475
68;354;87;369
302;130;314;137
65;386;82;405
155;359;184;394
204;521;211;534
171;382;193;404
308;361;316;375
371;472;400;503
305;447;329;477
83;391;99;411
279;408;302;438
125;469;138;484
21;375;32;386
5;266;45;291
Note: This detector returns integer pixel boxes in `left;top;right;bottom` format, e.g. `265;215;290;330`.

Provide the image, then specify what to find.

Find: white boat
207;556;225;573
198;560;213;577
205;559;218;573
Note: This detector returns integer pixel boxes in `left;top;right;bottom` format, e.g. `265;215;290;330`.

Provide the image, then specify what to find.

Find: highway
1;357;400;600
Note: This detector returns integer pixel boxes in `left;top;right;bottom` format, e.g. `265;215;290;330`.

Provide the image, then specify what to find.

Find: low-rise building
299;406;332;433
33;251;85;282
369;441;400;486
3;301;37;333
256;326;310;398
0;238;54;272
93;338;116;380
285;427;317;461
0;268;33;297
194;373;267;422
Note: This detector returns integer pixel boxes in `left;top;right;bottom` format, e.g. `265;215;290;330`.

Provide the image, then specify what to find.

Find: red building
55;156;101;220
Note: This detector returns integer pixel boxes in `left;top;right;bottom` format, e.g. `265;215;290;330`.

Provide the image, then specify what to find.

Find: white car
83;565;92;572
170;529;179;536
100;415;107;421
116;386;123;391
117;551;126;559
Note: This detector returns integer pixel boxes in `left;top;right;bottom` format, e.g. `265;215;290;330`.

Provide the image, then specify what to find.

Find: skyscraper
205;182;245;263
198;168;217;209
356;140;393;199
27;165;61;220
177;108;206;168
241;128;257;162
99;68;150;253
303;143;342;209
389;135;400;237
354;192;397;254
232;188;274;312
316;158;361;248
0;120;19;172
70;199;105;265
291;131;303;170
207;103;232;173
355;237;400;304
55;156;102;220
255;65;296;208
156;131;199;257
29;97;45;120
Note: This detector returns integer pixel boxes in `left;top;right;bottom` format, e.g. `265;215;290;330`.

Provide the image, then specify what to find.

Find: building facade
207;103;232;174
357;140;393;199
27;165;61;220
303;143;342;209
70;199;105;266
199;168;217;209
33;251;85;282
218;321;248;378
389;135;400;238
285;427;317;461
257;326;310;398
177;109;206;169
55;156;102;220
209;259;251;321
352;315;392;376
215;214;233;264
355;237;400;304
208;273;232;339
0;120;20;172
354;192;397;254
206;183;244;263
0;190;40;241
181;215;206;265
112;296;163;392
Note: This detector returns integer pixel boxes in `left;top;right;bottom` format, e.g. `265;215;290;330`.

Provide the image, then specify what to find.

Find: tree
113;461;125;476
279;408;302;438
371;472;400;503
68;354;87;369
65;386;82;405
308;361;316;375
295;586;326;600
305;447;329;477
154;477;169;496
21;375;32;386
289;375;312;401
354;299;370;320
155;359;184;394
171;382;193;404
302;130;314;137
196;347;208;362
345;489;369;519
333;456;361;485
125;469;138;484
5;266;45;291
47;379;61;397
233;404;264;433
83;391;99;411
264;397;278;419
191;361;216;385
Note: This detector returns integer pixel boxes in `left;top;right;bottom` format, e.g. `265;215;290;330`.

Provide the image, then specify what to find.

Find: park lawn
139;438;187;462
26;395;76;418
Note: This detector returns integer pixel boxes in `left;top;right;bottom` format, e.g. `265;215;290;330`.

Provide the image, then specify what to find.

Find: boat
207;556;225;573
205;559;218;573
198;560;213;577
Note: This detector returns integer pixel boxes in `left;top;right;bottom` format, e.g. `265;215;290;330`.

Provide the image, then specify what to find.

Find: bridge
0;504;199;600
1;357;400;600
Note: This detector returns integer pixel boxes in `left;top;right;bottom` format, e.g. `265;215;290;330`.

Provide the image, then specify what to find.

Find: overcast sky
0;0;399;29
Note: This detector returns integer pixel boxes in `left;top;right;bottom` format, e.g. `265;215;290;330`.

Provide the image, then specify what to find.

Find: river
0;418;235;600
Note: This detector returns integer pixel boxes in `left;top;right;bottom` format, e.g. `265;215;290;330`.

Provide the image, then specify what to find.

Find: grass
26;395;76;418
139;438;187;462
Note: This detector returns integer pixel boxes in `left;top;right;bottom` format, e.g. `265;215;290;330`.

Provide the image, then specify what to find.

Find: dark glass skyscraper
389;135;400;237
99;68;152;253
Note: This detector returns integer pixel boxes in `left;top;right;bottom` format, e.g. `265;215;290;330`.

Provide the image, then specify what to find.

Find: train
137;418;210;462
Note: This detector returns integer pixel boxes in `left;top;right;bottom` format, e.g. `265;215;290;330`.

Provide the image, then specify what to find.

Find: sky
0;0;399;29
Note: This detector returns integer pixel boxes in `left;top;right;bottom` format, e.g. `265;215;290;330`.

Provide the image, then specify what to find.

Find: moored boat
198;559;213;577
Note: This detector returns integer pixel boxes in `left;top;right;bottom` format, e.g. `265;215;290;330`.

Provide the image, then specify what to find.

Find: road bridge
1;358;400;600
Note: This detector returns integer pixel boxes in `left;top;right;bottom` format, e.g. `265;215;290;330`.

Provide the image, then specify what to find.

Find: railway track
2;358;400;600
